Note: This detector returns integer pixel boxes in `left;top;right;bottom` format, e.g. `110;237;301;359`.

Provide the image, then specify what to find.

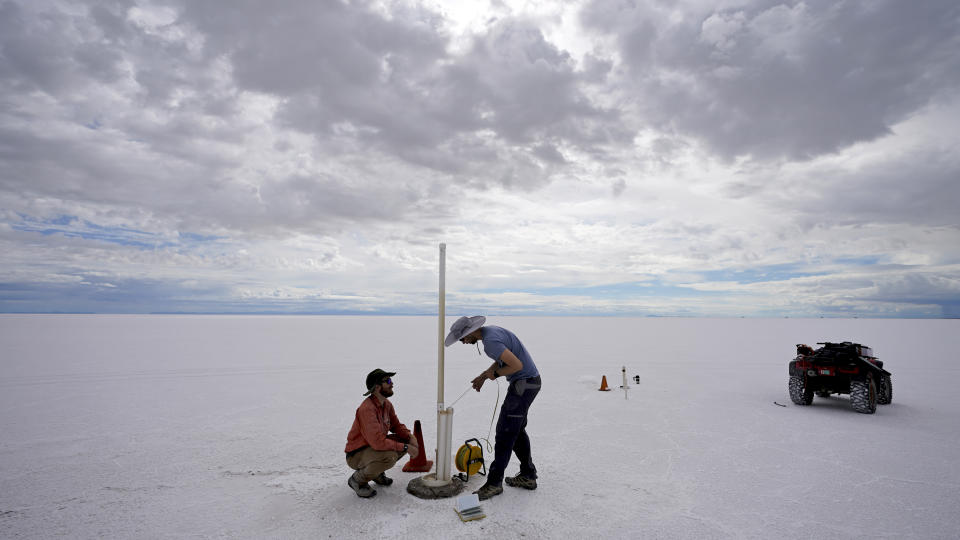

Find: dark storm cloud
862;272;960;318
0;0;445;236
0;0;622;238
0;2;79;94
582;0;960;160
177;1;619;187
795;149;960;229
179;0;449;96
0;1;140;96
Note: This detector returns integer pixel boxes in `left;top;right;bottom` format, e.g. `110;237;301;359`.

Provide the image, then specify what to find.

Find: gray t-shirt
481;326;539;382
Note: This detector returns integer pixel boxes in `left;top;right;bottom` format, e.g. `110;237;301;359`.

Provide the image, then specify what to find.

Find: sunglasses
381;378;393;385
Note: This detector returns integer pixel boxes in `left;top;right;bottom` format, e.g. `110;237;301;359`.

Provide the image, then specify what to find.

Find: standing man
445;316;541;500
344;369;420;498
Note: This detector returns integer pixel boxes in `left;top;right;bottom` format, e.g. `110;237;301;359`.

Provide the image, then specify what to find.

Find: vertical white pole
438;243;445;410
436;243;452;483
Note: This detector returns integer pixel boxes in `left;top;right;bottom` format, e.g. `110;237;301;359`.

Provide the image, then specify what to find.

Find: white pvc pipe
439;407;453;481
438;243;445;407
424;406;454;487
434;243;452;483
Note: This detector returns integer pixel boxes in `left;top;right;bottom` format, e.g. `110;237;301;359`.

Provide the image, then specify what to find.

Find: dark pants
487;376;541;485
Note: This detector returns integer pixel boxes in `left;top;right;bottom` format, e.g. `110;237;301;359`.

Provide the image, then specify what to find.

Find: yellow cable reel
455;439;485;476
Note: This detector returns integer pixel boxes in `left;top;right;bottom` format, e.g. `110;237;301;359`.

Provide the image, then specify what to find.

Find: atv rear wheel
850;373;877;414
789;375;813;405
877;374;892;405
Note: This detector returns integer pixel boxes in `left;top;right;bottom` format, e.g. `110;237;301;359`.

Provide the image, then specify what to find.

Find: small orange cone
598;375;611;391
402;420;434;472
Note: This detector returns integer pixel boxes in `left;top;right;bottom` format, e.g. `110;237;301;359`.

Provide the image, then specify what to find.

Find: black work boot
505;472;537;490
474;483;503;500
348;471;377;498
372;472;393;486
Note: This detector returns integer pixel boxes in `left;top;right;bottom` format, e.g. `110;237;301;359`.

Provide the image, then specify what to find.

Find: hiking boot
473;483;503;501
372;472;393;486
348;471;377;498
505;473;537;490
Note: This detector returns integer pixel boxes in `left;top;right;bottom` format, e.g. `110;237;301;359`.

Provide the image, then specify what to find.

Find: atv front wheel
789;375;813;405
877;374;893;405
850;374;877;414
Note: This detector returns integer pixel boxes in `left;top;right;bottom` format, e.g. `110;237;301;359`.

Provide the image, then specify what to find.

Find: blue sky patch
694;264;828;284
179;232;223;244
834;256;884;266
472;280;724;299
9;214;219;250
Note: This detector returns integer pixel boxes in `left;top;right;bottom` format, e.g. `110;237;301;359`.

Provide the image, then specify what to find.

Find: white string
447;379;501;455
482;380;500;453
448;385;473;407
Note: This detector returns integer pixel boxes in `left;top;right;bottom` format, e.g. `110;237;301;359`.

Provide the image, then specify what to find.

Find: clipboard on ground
454;493;486;522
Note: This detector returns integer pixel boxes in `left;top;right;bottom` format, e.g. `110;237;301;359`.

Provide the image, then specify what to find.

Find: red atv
788;342;892;414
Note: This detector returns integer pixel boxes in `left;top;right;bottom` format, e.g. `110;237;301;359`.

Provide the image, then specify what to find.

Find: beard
381;387;394;398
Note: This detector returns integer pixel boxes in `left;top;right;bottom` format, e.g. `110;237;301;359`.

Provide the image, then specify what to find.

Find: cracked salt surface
1;315;958;539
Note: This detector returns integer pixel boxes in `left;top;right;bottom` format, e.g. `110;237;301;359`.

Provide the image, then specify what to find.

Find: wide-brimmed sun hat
444;316;486;347
363;368;396;396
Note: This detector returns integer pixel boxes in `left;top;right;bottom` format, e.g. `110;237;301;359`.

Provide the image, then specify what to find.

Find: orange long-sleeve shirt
344;395;412;454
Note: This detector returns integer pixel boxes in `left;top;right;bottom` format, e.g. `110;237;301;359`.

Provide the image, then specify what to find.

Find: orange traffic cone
598;375;611;391
402;420;434;472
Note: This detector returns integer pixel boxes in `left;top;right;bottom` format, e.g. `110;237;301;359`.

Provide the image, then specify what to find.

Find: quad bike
788;342;892;414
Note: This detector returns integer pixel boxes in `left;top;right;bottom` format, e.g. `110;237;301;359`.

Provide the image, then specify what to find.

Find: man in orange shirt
344;369;420;498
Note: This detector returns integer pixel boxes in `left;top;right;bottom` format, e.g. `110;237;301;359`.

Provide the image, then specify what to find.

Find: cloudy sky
1;0;958;317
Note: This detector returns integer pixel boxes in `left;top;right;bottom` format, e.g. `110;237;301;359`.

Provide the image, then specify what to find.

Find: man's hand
471;373;487;392
407;438;420;459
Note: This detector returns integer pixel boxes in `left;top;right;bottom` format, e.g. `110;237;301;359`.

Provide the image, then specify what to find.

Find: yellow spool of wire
455;442;484;476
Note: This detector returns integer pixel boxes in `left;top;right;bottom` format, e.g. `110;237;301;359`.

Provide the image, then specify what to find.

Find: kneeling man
344;369;419;498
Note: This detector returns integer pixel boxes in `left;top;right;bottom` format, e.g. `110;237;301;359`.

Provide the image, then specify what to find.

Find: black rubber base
406;474;466;499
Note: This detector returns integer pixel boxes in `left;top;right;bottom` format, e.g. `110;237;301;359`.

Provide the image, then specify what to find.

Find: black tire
789;375;813;405
877;375;893;405
850;374;877;414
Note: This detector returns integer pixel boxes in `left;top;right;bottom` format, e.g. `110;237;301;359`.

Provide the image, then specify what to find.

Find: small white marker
621;366;629;400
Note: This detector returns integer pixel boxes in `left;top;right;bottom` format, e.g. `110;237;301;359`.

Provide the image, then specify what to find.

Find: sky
1;0;958;317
